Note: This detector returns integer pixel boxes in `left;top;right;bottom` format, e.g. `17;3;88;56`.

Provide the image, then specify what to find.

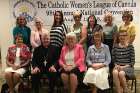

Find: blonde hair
73;11;82;18
104;12;113;22
34;17;44;25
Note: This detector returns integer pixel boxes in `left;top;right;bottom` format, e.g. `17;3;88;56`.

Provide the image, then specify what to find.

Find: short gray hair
66;32;76;38
41;31;50;39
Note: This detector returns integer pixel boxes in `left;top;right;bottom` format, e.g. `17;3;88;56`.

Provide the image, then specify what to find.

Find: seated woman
83;25;111;93
59;32;86;93
112;31;135;93
5;34;31;93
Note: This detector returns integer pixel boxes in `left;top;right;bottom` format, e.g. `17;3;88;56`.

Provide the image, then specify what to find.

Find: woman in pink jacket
59;32;86;93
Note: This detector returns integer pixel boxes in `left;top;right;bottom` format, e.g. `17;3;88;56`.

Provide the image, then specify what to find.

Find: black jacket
31;45;52;69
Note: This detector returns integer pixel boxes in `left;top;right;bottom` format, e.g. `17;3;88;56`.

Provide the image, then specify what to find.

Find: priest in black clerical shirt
31;32;58;93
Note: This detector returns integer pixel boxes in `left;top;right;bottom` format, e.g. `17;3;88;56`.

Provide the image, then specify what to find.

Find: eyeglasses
119;35;128;36
74;16;81;19
122;15;130;18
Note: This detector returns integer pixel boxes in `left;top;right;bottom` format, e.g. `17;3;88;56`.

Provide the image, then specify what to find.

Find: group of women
4;10;135;93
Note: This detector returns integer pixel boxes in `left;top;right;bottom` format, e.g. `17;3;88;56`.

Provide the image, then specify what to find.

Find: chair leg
135;79;137;93
131;80;134;90
130;78;137;93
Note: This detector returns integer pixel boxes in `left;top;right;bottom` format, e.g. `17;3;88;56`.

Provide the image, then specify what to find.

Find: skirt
61;67;80;76
5;67;26;76
83;67;109;90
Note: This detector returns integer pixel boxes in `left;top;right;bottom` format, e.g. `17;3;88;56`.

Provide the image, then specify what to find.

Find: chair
16;62;32;93
96;72;113;93
40;72;63;93
108;73;113;93
21;63;32;90
77;72;91;93
21;61;32;85
126;74;137;93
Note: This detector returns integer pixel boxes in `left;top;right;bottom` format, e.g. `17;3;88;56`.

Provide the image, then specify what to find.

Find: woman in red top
5;34;31;93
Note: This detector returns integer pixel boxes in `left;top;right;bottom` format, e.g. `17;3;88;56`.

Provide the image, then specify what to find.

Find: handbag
1;83;9;93
123;47;135;78
123;67;134;78
18;82;31;93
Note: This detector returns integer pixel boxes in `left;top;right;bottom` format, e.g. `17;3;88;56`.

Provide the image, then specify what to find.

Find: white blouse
14;47;21;66
65;50;75;67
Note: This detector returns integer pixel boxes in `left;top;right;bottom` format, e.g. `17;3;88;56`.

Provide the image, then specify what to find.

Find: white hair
41;31;50;39
66;32;76;38
34;17;44;25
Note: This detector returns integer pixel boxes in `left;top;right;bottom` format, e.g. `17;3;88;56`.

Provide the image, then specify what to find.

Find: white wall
0;0;13;71
133;24;140;69
0;0;140;71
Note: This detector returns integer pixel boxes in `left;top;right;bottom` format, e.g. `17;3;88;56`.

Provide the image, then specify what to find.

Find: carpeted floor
0;69;140;93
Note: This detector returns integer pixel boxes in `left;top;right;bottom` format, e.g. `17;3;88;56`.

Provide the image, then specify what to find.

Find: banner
10;0;139;26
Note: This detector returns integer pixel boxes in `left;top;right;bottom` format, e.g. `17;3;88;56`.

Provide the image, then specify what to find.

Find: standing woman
13;15;31;50
119;11;136;44
30;17;49;48
71;11;87;52
103;12;118;51
112;31;135;93
86;15;98;50
83;25;111;93
49;11;68;93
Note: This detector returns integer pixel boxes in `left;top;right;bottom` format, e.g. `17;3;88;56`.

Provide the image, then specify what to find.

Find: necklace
43;48;48;67
119;43;128;48
118;43;128;55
